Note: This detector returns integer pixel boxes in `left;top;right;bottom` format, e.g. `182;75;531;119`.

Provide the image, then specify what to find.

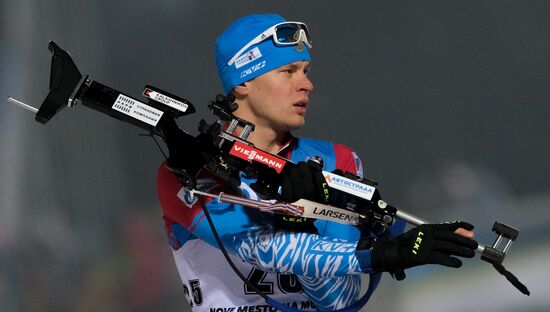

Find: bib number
244;267;303;295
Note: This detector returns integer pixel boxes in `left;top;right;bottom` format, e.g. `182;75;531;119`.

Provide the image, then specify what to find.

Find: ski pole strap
492;263;530;295
337;273;381;312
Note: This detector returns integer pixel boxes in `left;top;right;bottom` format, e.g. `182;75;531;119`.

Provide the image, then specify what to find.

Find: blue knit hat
215;14;311;94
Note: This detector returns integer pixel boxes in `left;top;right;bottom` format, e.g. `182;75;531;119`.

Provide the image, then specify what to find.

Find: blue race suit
157;137;405;311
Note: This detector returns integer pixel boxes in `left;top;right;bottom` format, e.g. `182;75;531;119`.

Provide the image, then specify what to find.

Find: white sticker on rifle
323;171;376;201
112;94;163;126
143;88;189;113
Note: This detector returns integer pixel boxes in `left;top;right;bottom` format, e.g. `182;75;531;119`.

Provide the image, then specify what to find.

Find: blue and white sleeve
232;228;364;277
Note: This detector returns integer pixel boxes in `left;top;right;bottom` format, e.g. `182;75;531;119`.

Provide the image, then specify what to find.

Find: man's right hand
279;160;329;204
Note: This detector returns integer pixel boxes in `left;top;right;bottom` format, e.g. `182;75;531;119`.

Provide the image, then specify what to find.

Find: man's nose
299;74;314;94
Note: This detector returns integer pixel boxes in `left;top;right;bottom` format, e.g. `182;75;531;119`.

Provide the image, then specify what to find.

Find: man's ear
233;82;248;96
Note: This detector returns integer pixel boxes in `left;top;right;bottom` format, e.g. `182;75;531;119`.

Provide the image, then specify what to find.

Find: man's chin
287;120;305;131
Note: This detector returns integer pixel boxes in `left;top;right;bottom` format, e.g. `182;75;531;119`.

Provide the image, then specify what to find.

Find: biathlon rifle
8;41;529;297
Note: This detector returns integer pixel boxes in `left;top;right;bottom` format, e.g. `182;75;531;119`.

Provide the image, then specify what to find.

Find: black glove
279;160;329;204
359;221;478;279
275;160;329;233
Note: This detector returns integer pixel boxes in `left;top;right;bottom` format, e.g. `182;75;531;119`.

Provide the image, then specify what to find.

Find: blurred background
1;0;549;311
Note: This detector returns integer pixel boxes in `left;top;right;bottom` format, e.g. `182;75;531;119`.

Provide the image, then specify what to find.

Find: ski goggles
227;21;312;66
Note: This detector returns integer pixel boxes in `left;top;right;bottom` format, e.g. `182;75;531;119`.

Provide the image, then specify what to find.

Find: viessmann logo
229;141;286;173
